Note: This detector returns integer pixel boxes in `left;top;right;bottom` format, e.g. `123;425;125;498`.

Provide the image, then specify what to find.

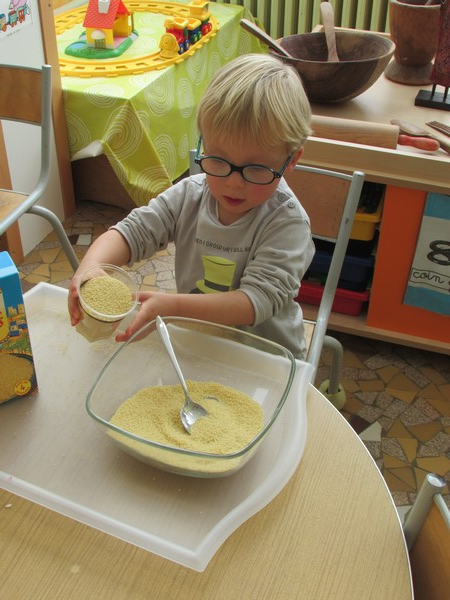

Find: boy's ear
287;148;304;171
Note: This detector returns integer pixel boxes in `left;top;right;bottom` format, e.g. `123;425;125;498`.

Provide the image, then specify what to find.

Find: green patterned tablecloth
58;2;263;206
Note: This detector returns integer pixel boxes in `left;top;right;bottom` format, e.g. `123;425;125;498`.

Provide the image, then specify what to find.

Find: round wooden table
0;385;412;599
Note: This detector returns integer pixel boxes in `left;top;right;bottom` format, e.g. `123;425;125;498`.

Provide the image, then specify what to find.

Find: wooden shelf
298;58;450;355
303;305;450;355
307;28;450;194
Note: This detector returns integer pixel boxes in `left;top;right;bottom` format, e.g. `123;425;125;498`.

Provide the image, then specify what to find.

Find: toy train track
55;1;219;77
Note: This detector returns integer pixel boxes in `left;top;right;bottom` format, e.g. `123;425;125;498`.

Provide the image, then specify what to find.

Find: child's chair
284;163;365;408
403;473;450;600
190;150;365;408
0;63;79;270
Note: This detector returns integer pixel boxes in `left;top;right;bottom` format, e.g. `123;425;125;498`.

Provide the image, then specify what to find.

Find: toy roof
83;0;130;29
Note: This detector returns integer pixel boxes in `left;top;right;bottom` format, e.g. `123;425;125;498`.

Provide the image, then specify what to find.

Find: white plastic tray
0;283;312;571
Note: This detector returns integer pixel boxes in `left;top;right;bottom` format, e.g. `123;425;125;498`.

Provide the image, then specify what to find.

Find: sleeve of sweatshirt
111;178;196;264
238;202;315;326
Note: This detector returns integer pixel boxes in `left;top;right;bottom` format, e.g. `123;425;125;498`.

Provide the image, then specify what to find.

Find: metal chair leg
318;335;346;410
323;335;343;394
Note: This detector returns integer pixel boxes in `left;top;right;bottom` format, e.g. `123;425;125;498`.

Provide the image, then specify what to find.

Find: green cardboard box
0;252;37;404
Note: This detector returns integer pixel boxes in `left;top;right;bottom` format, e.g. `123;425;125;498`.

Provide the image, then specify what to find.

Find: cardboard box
0;252;37;404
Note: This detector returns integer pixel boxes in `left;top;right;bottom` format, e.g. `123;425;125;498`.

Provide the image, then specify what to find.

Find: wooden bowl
276;31;395;104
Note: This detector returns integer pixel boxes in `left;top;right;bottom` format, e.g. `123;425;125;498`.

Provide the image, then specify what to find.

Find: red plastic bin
296;281;370;316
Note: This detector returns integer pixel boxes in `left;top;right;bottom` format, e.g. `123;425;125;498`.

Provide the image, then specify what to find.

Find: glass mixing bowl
86;317;296;477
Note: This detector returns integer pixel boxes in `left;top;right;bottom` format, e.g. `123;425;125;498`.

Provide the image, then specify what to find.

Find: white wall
1;4;66;255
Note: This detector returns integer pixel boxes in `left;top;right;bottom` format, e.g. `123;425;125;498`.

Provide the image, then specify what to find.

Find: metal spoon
239;19;293;58
320;2;340;62
155;316;208;434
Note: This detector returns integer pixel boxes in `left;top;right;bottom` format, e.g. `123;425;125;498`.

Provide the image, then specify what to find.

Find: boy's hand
114;288;255;343
68;263;109;326
115;291;177;342
67;230;133;327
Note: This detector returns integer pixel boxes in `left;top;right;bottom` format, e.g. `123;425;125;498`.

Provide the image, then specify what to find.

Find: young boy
68;53;315;358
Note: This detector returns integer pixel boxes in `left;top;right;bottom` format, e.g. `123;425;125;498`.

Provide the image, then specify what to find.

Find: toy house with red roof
83;0;134;50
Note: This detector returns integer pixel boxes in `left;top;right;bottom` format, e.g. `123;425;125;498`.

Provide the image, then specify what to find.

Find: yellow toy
159;33;180;59
188;0;211;24
83;0;135;51
56;1;219;77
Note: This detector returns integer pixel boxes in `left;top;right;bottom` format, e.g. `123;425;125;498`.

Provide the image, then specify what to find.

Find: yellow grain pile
80;275;132;317
0;353;34;403
109;381;264;474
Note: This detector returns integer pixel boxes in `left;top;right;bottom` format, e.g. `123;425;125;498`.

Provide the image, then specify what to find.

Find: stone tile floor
17;200;450;520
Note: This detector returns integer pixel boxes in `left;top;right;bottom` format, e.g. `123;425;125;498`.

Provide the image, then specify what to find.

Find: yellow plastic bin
350;198;383;241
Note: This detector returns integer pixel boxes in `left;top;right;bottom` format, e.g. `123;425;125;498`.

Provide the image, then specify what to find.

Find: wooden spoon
239;19;293;58
320;2;340;62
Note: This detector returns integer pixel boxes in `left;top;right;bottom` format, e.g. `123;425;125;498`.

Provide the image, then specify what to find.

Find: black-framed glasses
194;137;293;185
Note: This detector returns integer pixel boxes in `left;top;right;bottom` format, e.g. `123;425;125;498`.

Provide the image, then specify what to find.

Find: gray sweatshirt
113;174;314;358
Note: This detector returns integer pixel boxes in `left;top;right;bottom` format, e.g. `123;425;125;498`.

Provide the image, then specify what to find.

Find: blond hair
197;53;311;154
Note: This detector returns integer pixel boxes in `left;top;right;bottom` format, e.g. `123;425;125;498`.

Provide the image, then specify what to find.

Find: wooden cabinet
300;75;450;355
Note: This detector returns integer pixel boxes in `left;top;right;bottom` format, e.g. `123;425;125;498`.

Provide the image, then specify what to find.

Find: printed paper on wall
403;192;450;316
0;0;33;40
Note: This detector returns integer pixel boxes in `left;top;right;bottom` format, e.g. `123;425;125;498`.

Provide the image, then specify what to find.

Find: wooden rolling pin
310;115;440;151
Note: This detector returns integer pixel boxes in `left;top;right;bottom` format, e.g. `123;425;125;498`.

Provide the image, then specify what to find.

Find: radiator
221;0;390;39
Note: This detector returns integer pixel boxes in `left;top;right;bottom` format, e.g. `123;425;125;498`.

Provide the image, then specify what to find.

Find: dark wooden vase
385;0;441;85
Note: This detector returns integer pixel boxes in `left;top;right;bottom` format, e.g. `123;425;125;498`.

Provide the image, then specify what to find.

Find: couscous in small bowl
76;264;139;342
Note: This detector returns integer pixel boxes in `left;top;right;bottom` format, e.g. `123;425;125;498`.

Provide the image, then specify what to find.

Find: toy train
163;15;212;54
160;0;212;56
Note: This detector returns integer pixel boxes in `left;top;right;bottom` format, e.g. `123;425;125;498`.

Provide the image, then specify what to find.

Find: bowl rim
278;30;396;64
86;316;297;460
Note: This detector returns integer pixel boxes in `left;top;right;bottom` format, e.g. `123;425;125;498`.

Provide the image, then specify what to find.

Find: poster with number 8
404;192;450;316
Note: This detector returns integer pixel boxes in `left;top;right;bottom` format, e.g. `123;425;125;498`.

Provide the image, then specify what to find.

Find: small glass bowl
86;317;296;477
76;264;139;342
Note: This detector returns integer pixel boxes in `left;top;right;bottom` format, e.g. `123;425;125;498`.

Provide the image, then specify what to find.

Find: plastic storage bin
305;250;375;291
351;201;383;241
296;281;370;316
350;181;384;241
314;230;378;258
